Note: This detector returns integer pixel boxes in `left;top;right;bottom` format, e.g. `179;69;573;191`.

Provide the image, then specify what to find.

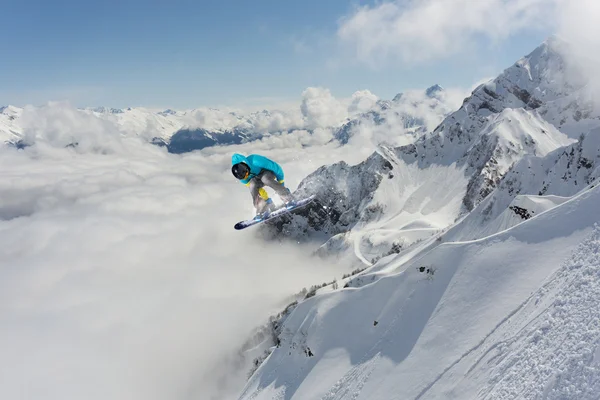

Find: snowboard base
234;195;316;230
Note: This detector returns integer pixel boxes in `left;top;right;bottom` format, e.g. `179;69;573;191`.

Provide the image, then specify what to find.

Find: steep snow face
395;38;596;209
269;146;469;239
474;226;600;399
446;193;570;243
238;184;600;400
447;127;600;241
430;36;599;142
275;107;571;245
538;85;600;138
398;107;572;212
233;37;600;400
271;39;590;245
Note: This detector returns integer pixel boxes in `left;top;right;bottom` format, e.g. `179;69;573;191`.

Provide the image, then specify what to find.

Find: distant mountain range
1;85;455;153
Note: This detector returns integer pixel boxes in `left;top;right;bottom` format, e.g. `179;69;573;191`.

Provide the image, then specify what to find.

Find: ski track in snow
414;292;536;400
481;226;600;399
351;227;438;268
410;224;600;400
320;355;379;400
240;183;600;400
321;277;431;400
352;231;374;267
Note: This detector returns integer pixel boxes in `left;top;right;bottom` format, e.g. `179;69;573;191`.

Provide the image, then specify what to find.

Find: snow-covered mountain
0;104;297;149
239;36;600;399
81;106;190;141
3;31;600;400
445;127;600;242
267;37;583;244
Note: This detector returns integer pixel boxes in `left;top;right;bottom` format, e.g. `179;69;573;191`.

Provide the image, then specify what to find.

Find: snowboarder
231;153;295;218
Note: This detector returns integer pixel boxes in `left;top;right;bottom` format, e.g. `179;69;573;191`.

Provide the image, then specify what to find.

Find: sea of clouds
0;100;395;400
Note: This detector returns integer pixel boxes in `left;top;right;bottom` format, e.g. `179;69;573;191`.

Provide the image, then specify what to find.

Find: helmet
232;162;250;180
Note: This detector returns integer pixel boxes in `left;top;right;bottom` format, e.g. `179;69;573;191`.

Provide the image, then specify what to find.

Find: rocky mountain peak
271;38;586;241
425;84;444;98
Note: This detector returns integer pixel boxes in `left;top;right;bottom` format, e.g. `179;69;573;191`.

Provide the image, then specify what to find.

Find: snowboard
234;195;316;230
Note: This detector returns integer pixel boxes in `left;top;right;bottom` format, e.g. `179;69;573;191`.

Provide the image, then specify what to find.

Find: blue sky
1;0;554;109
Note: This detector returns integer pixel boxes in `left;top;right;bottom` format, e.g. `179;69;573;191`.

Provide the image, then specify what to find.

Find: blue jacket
232;153;285;185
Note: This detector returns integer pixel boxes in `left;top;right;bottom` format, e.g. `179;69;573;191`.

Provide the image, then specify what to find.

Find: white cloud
346;87;464;148
184;107;247;132
20;102;133;153
337;0;557;67
300;87;348;129
556;0;600;47
162;100;304;135
554;0;600;96
251;110;305;133
7;86;468;144
0;106;353;400
348;90;379;115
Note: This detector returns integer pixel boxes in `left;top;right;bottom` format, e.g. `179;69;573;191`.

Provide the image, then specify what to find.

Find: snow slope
460;225;600;399
239;37;600;399
239;182;600;400
447;127;600;242
269;38;595;256
271;106;571;249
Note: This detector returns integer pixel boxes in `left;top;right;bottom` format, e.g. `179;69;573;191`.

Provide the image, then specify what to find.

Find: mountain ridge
0;84;453;153
267;37;585;243
237;37;600;399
